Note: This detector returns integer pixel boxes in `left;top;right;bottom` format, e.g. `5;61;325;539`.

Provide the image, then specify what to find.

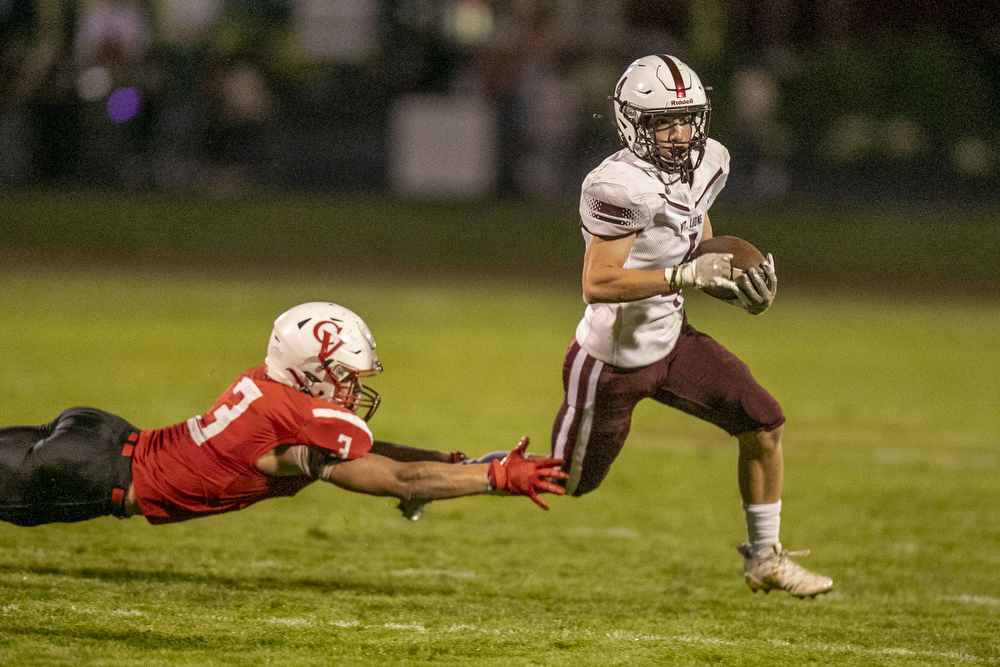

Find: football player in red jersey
0;302;566;528
549;55;831;597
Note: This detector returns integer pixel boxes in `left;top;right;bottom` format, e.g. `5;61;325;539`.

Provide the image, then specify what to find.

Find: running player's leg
652;322;785;496
653;322;831;596
737;425;783;505
551;339;654;496
652;321;784;511
656;323;784;432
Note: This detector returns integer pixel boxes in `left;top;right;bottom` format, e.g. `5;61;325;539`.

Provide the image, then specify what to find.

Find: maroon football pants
550;319;785;496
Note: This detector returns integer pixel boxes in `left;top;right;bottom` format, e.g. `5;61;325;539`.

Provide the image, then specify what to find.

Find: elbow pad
305;446;338;480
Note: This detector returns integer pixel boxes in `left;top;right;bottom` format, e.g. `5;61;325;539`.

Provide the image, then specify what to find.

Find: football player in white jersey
550;55;832;598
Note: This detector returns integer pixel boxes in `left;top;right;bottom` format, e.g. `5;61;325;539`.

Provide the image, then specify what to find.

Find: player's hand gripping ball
693;236;776;314
691;236;764;295
735;252;776;315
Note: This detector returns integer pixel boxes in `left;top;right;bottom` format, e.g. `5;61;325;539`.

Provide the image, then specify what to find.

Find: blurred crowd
0;0;611;196
2;0;998;202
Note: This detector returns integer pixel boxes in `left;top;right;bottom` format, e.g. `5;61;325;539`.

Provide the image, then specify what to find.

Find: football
691;235;765;299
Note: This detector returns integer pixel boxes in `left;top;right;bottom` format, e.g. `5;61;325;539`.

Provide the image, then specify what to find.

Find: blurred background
2;0;999;203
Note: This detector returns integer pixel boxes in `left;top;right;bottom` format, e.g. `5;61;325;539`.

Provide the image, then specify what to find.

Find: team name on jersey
680;213;703;232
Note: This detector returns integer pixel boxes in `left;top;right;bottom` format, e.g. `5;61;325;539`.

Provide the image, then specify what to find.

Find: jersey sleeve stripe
583;196;643;227
593;200;629;218
579;219;635;241
311;408;373;439
592;212;628;225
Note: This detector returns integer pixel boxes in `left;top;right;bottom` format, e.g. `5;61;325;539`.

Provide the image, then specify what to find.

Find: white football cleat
397;498;426;521
737;543;833;598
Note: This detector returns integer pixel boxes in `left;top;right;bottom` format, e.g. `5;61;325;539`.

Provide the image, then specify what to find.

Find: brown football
691;235;765;299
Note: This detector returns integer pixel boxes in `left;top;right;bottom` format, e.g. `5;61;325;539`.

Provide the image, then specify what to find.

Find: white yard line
603;631;995;663
389;568;476;578
945;595;1000;607
4;604;994;662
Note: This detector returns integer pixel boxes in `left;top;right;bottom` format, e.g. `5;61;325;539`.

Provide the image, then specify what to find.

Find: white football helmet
613;54;711;181
264;302;382;421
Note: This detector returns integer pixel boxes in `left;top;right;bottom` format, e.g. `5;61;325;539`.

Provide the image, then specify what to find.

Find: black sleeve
306;445;339;479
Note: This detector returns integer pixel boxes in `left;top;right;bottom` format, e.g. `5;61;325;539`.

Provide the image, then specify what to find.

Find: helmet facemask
284;357;383;421
321;360;382;422
618;102;711;181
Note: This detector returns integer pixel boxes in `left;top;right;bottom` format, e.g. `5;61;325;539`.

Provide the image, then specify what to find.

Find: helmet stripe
660;55;686;98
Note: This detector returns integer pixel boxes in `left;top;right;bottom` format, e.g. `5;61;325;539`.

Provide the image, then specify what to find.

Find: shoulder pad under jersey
579;156;660;238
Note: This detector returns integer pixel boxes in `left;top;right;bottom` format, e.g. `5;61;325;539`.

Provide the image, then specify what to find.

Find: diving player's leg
0;423;56;526
0;407;139;526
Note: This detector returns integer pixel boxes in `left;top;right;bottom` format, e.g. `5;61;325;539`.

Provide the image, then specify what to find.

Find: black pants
0;407;139;526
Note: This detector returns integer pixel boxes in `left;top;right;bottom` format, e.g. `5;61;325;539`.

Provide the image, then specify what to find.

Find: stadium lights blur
107;88;141;123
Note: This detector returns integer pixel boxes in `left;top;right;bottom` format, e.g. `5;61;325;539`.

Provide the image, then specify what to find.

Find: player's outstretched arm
370;440;467;463
321;437;567;509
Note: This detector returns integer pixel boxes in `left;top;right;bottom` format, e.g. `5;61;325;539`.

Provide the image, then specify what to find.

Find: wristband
666;265;683;292
486;459;500;492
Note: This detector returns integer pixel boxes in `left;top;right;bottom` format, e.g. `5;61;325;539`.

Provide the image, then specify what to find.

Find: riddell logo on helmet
314;321;345;362
671;98;693;106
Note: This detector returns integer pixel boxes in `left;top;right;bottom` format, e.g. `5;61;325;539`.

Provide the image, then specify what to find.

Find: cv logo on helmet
313;320;346;362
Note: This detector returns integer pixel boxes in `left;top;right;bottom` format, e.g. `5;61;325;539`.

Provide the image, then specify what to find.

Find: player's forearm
392;462;491;501
370;440;452;463
583;265;672;303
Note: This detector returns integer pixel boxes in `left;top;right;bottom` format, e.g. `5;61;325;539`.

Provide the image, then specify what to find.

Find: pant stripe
557;344;603;496
553;344;587;461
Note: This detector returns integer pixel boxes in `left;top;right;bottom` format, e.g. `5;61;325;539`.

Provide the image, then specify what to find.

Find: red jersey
131;366;373;524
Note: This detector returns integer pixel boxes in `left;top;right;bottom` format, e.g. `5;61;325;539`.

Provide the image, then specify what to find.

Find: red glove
449;451;469;463
487;437;568;510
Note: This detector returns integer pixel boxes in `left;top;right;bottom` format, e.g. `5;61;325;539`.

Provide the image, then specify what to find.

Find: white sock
743;500;781;552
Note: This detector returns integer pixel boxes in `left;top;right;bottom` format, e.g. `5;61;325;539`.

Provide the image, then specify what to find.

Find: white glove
667;252;737;293
734;253;777;315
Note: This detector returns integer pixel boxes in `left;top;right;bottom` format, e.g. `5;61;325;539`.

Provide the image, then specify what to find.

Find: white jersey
574;139;730;368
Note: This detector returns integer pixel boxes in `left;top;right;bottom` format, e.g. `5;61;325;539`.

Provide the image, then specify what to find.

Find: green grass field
1;268;997;666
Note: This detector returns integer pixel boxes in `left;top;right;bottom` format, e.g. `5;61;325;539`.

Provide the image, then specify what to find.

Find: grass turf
1;270;998;666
